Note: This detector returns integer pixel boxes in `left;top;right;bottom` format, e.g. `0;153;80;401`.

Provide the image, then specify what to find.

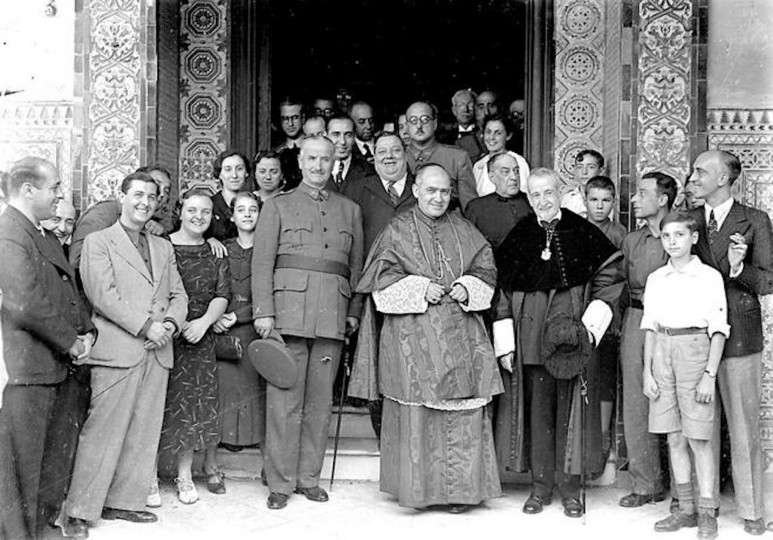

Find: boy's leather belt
655;325;706;336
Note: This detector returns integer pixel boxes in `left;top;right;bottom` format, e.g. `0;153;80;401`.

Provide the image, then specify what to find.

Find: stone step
215;436;381;482
328;405;376;439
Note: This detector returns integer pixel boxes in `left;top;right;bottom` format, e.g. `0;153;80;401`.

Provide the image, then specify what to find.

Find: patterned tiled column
553;0;607;185
79;0;155;206
708;109;773;471
178;0;230;192
634;0;693;187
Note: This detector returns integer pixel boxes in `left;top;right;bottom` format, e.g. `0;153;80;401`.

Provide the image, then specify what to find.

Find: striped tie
708;210;719;244
387;181;399;204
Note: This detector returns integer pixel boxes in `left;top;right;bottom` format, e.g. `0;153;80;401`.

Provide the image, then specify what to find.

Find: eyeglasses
407;115;434;126
281;115;301;124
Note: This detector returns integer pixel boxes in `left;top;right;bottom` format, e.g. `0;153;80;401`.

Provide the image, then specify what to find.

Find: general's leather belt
275;254;350;279
655;325;706;336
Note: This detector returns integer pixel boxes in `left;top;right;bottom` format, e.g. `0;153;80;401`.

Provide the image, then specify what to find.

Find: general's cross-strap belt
275;254;351;279
654;324;706;336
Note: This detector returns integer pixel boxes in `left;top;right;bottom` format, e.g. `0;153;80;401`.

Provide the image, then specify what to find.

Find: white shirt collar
704;197;734;229
663;255;702;276
380;174;407;195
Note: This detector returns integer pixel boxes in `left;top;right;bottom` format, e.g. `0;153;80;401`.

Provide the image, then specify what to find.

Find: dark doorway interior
270;0;527;133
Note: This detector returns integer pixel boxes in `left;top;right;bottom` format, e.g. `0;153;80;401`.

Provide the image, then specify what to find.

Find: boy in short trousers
641;212;729;539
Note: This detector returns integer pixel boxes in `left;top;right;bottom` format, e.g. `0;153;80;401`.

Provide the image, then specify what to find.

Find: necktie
386;181;399;204
708;210;718;244
363;145;373;162
335;163;344;187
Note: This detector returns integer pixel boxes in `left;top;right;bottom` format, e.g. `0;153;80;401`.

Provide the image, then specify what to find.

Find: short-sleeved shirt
622;226;669;303
640;256;730;337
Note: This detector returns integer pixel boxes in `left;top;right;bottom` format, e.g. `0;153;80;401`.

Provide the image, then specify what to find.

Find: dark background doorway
270;0;527;133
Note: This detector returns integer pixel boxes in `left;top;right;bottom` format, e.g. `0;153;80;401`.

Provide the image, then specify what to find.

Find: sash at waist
275;254;350;278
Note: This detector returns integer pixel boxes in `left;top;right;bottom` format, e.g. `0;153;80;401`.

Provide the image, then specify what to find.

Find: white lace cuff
372;275;432;314
493;318;515;357
452;275;494;312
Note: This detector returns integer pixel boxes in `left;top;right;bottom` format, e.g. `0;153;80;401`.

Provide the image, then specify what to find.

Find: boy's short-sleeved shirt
640;255;730;338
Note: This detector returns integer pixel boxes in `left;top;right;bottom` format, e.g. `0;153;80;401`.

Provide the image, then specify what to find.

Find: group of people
0;85;771;540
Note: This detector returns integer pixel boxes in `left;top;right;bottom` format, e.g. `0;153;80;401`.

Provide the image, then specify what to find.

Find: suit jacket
456;130;487;164
692;202;773;357
343;173;417;254
0;206;93;385
80;221;188;368
252;182;364;340
325;155;375;195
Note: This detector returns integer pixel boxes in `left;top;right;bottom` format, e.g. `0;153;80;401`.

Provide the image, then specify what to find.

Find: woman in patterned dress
213;192;266;451
160;189;230;504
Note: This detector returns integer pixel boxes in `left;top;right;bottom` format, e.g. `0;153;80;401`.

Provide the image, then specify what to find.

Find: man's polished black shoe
267;492;289;510
562;497;584;518
60;517;88;539
294;486;329;502
619;492;665;507
522;494;551;514
100;507;157;523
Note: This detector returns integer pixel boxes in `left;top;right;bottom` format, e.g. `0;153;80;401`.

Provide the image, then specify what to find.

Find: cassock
493;209;623;499
349;207;503;508
465;191;532;249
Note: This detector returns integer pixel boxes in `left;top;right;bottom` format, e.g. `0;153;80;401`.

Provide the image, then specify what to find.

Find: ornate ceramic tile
0;102;75;200
84;0;144;205
179;0;229;191
709;107;773;470
553;0;606;186
635;0;692;188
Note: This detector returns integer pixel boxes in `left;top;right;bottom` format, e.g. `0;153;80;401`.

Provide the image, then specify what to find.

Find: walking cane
329;335;351;491
580;370;589;524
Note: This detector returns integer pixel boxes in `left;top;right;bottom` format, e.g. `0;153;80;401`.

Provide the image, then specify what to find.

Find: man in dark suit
350;101;376;165
465;152;531;249
326;115;375;194
689;150;773;536
273;97;305;191
343;131;417;254
439;89;476;142
0;157;94;539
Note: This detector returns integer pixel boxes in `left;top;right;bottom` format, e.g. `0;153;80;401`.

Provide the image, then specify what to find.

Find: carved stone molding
553;0;606;185
0;101;75;197
635;0;692;186
179;0;229;191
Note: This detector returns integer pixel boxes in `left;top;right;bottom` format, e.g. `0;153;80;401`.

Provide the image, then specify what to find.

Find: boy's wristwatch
704;369;717;378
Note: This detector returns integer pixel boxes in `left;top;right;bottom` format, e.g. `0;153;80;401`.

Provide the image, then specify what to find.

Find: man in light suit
253;135;364;510
62;172;188;539
0;157;94;540
689;150;773;536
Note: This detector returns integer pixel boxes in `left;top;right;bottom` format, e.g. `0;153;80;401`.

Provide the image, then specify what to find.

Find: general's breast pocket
338;228;353;251
281;220;313;248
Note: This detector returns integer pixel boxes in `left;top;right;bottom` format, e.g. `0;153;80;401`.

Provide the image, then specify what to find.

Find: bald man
689;150;773;536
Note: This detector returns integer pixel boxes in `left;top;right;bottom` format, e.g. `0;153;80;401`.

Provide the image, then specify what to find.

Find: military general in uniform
252;134;364;510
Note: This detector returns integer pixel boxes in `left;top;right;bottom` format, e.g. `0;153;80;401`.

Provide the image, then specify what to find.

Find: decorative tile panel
634;0;692;188
0;102;75;200
554;0;606;186
708;108;773;471
179;0;229;191
84;0;145;205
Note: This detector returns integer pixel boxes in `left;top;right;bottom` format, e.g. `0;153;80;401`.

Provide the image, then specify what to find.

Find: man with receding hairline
0;157;94;539
350;164;503;513
689;149;773;536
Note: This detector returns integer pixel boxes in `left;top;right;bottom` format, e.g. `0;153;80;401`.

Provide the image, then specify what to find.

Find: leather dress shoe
60;516;88;539
522;494;551;514
267;492;289;510
619;492;665;508
654;511;698;532
294;486;329;502
745;518;765;535
562;497;584;518
101;507;157;523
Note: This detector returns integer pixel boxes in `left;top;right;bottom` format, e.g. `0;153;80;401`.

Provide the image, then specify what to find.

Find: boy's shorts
648;330;714;440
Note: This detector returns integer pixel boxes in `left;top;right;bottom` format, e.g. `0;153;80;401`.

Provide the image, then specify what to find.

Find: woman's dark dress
218;239;266;445
160;242;230;454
